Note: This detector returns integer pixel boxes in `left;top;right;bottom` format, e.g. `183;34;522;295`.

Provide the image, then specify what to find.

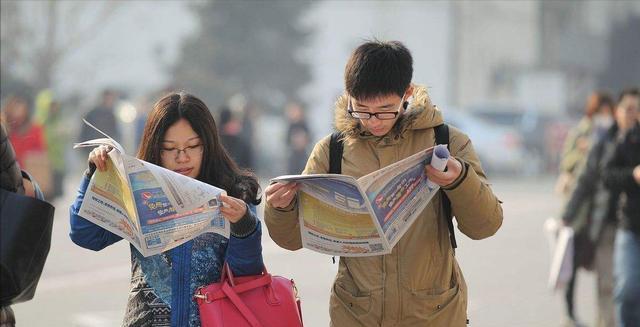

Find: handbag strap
221;282;263;327
209;274;274;301
222;261;269;287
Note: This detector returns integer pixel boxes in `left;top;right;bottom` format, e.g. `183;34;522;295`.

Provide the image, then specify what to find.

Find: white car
441;109;531;175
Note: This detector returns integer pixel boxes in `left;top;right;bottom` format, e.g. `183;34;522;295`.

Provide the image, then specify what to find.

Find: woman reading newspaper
69;92;263;326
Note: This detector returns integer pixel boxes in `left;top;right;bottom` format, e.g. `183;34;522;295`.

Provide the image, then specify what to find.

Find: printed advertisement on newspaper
74;121;229;256
273;144;449;257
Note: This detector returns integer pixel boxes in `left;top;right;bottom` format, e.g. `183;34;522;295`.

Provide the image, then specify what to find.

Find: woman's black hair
137;92;261;205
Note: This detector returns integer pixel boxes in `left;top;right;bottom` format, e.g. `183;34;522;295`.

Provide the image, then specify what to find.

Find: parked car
441;109;530;176
468;105;545;154
467;105;571;174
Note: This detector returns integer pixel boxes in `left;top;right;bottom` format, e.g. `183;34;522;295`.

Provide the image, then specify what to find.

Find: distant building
304;1;451;136
451;0;640;114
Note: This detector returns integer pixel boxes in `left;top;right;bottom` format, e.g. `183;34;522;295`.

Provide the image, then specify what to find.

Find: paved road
13;175;598;326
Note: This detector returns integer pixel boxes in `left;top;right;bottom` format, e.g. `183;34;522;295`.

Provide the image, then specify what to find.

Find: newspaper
272;144;450;257
74;121;229;257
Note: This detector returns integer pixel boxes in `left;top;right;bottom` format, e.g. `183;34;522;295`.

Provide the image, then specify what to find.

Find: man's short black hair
344;40;413;100
618;87;640;102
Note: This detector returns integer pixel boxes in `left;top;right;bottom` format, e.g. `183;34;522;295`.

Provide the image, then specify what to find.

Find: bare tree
1;1;120;91
173;0;313;111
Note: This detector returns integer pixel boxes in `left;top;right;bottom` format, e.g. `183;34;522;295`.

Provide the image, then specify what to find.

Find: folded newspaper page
272;144;449;257
74;121;229;257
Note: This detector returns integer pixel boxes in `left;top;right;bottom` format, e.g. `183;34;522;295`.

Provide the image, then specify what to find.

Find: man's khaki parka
265;86;503;326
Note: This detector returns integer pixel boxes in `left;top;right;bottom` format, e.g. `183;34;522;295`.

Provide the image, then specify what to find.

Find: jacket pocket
332;282;372;317
401;282;465;325
331;283;385;327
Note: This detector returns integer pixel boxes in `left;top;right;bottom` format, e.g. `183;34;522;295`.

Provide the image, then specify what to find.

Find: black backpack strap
434;124;457;250
434;124;449;149
329;132;344;174
329;132;344;264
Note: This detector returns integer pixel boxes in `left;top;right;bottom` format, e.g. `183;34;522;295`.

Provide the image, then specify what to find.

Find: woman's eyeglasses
160;144;203;159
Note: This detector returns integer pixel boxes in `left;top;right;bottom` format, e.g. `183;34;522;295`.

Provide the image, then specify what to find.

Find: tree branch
57;2;121;59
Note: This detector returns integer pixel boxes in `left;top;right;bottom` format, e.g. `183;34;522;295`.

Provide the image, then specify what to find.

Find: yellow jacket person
264;40;503;327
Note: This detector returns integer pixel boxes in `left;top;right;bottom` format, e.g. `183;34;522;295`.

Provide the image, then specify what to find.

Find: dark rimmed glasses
347;96;405;120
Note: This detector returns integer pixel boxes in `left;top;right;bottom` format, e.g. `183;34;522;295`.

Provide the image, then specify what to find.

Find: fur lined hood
333;84;444;141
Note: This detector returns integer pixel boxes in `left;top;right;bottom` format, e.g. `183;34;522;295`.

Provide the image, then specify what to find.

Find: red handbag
194;262;303;327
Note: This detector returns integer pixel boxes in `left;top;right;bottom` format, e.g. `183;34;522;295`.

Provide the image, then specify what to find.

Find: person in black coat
284;102;311;174
78;89;120;155
218;105;253;169
1;122;54;327
601;88;640;327
561;104;621;327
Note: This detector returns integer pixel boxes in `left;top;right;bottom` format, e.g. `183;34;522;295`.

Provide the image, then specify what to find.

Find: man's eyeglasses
160;144;203;159
347;96;405;120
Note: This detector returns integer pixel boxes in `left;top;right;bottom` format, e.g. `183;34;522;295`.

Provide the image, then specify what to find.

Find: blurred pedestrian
69;92;264;326
2;94;51;196
601;88;640;327
557;92;614;195
284;101;311;174
41;100;69;200
2;95;46;167
218;105;253;168
78;89;120;145
134;96;153;151
239;101;257;162
556;91;615;327
228;94;256;168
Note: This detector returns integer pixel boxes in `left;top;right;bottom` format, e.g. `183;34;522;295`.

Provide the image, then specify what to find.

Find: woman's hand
88;145;114;172
265;182;298;209
219;194;248;223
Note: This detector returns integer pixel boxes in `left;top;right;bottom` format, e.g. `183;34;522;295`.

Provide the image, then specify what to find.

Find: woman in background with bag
69;92;264;326
559;91;618;327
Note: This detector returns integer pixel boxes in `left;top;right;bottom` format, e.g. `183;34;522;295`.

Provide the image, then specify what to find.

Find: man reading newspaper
264;40;503;326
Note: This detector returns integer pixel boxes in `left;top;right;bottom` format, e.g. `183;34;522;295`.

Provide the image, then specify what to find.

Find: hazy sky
47;1;452;135
54;1;196;100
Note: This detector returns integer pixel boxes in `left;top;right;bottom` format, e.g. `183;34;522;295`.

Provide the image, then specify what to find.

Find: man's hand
265;182;299;209
425;157;462;187
633;165;640;185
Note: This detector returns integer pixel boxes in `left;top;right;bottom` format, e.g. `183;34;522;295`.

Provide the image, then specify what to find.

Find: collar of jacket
333;84;444;145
